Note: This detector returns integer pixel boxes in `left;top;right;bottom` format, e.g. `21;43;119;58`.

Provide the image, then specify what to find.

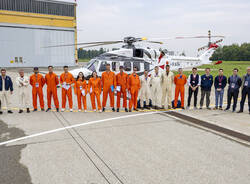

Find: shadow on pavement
0;119;32;184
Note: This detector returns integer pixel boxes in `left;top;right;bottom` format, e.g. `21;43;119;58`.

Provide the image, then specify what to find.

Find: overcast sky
64;0;250;56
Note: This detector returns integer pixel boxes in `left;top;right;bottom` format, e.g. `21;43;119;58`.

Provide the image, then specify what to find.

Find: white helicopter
51;31;225;78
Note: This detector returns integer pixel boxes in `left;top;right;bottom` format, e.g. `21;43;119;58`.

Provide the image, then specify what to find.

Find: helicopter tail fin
199;44;218;64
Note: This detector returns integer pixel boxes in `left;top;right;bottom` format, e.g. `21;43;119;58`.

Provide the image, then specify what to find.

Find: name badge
192;81;195;83
244;81;248;86
80;86;83;90
90;87;93;93
219;83;222;86
231;83;235;88
111;85;114;92
81;90;85;96
35;83;39;88
116;86;121;92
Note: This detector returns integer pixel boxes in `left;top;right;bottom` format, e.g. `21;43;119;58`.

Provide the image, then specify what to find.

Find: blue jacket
0;76;13;91
214;75;227;89
201;74;213;91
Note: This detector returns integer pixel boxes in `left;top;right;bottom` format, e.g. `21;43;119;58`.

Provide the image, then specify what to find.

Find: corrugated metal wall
0;0;75;17
0;23;75;67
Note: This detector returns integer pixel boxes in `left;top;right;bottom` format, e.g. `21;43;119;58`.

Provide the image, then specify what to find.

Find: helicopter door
111;62;120;72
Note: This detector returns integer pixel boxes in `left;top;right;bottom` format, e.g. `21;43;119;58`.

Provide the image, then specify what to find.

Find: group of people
0;64;249;114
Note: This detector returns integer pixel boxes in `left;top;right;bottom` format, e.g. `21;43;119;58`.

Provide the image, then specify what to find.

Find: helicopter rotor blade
43;41;123;48
79;42;121;49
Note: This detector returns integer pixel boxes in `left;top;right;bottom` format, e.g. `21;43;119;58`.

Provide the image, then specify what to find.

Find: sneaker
168;105;172;109
27;108;30;113
56;108;59;112
237;110;243;113
99;110;102;113
7;110;13;114
145;106;150;110
117;108;119;112
61;108;65;112
173;107;176;109
125;108;128;112
78;109;81;112
232;110;236;113
33;109;37;112
19;109;23;113
224;108;229;111
194;106;198;110
70;109;73;112
207;107;211;110
199;107;203;110
213;107;218;110
102;108;105;112
219;107;223;110
0;111;2;114
141;108;144;110
112;108;115;112
134;108;139;111
46;108;51;112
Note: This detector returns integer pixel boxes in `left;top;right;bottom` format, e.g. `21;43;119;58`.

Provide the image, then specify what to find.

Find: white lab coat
150;72;162;106
139;75;151;107
161;71;174;108
16;76;30;109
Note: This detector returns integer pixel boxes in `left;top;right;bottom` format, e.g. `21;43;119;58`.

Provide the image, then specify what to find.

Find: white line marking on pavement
0;111;173;146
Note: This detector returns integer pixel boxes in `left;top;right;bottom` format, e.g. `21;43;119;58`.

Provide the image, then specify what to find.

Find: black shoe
0;111;2;114
173;107;176;109
117;108;119;112
232;109;236;113
46;108;51;112
7;110;13;114
129;109;132;112
237;110;243;113
19;109;23;113
33;109;37;112
145;106;150;110
102;108;105;112
112;108;115;112
134;108;139;111
199;107;202;110
207;107;211;110
181;107;185;110
224;108;229;111
141;108;144;110
125;108;128;112
41;109;45;111
27;108;30;113
56;108;59;112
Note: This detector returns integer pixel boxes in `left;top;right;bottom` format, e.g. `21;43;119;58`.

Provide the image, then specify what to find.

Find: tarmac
0;69;249;184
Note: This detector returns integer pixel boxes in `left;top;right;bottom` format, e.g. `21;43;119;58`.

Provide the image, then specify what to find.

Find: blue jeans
215;89;224;108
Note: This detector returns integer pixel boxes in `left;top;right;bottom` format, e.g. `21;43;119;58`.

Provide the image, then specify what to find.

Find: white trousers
139;89;150;107
0;91;11;110
151;85;161;106
18;89;30;109
161;86;172;108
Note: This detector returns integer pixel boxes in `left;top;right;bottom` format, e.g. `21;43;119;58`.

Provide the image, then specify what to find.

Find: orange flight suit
101;71;116;108
60;72;75;109
30;74;45;109
128;73;141;110
45;72;59;109
75;79;87;110
89;77;102;110
174;74;187;108
116;72;128;108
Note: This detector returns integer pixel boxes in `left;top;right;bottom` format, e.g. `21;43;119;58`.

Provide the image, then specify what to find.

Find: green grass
78;58;90;62
179;61;250;78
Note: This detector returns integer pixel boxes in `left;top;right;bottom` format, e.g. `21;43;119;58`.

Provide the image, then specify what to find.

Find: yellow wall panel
0;10;75;28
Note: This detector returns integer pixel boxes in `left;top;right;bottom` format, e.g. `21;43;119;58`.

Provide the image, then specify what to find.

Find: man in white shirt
161;65;174;109
150;66;162;109
16;69;30;113
139;70;151;110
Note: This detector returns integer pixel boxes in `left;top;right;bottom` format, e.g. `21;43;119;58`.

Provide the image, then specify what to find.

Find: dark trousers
240;87;250;112
226;89;239;111
200;90;211;108
187;87;198;107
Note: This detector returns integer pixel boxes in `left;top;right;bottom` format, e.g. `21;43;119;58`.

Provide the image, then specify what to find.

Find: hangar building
0;0;77;67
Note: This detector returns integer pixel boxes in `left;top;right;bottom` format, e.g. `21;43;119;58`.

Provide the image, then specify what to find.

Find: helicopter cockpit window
87;60;99;72
144;62;150;71
99;61;107;72
124;61;131;71
133;49;144;58
112;62;116;72
133;62;141;71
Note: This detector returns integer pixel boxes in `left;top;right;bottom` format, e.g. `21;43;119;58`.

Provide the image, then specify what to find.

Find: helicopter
45;31;225;78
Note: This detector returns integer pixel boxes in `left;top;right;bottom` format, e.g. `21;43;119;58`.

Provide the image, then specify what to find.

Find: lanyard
218;76;223;83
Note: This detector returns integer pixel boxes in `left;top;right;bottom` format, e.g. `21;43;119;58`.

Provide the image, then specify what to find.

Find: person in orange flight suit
60;66;75;112
45;66;59;112
174;68;187;109
101;63;116;112
116;66;128;112
30;67;45;111
128;66;141;112
89;71;102;112
74;72;88;112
